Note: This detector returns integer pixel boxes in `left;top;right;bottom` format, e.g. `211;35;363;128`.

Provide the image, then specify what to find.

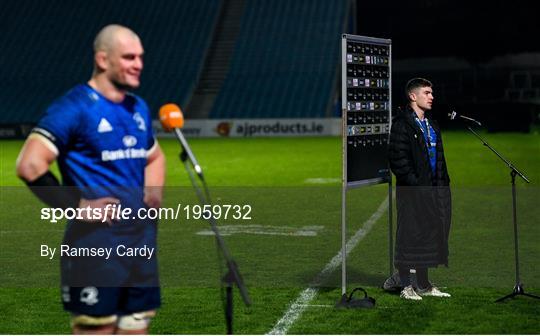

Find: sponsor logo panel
154;119;340;138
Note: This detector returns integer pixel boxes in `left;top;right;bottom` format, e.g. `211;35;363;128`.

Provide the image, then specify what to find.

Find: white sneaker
400;285;422;300
417;286;451;297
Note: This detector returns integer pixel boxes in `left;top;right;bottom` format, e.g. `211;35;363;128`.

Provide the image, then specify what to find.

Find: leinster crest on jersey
133;112;146;131
80;286;99;305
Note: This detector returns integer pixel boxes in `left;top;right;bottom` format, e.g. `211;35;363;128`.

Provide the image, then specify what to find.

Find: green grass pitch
0;130;539;334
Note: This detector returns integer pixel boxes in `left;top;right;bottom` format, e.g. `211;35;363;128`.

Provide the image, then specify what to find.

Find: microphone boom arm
173;128;203;177
460;115;482;126
449;110;482;126
466;126;529;183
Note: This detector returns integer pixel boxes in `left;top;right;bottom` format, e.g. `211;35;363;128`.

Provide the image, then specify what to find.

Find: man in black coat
387;78;452;300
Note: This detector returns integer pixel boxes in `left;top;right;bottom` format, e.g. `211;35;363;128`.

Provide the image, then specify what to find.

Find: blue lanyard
415;117;435;148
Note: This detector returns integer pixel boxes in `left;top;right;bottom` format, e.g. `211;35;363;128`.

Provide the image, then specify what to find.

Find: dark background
357;0;537;61
355;0;539;131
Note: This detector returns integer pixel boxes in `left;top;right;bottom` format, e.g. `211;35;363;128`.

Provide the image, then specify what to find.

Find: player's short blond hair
93;24;140;53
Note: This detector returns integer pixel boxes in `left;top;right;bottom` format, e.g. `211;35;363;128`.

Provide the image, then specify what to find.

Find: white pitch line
304;177;341;184
296;304;334;308
267;196;388;335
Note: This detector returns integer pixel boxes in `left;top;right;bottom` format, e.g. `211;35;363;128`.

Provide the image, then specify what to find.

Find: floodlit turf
1;130;539;334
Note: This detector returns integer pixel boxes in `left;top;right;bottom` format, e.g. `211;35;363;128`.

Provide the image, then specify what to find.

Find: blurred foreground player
386;78;452;300
16;24;165;333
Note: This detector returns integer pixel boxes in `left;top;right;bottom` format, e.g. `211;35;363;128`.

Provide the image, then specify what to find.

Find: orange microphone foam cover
159;103;184;131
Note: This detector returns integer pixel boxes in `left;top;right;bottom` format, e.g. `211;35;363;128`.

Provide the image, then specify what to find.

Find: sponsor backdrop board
339;34;394;297
342;34;391;187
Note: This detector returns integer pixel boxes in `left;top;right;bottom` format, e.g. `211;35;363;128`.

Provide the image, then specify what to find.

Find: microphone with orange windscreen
159;103;202;176
159;103;184;131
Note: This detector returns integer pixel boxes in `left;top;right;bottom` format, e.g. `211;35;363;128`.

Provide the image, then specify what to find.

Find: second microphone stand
175;129;251;334
466;126;539;303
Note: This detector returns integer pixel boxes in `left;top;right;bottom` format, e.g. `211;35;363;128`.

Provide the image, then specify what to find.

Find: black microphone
448;110;482;126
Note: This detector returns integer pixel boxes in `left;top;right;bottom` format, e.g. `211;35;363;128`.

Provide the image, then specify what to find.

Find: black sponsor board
342;35;391;186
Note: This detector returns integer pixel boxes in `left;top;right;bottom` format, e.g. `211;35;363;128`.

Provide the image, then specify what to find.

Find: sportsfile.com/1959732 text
40;203;253;223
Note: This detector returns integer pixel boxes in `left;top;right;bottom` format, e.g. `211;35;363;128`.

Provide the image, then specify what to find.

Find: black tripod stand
174;128;251;333
466;126;540;303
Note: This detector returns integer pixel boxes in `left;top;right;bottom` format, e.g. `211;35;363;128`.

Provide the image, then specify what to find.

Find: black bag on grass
336;287;376;309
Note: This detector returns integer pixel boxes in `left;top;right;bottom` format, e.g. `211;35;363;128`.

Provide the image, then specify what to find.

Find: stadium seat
0;0;221;124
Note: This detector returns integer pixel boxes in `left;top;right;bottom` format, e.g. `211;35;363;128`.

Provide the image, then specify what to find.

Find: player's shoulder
392;106;417;126
391;113;408;127
49;84;100;112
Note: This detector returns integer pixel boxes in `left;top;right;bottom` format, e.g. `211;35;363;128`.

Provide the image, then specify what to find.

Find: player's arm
144;141;166;208
437;132;451;186
388;121;419;186
16;134;85;209
16;135;57;182
15;135;82;208
16;135;119;223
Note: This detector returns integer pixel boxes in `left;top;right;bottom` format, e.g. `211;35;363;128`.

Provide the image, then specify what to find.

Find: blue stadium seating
1;0;347;123
210;0;347;118
0;0;220;124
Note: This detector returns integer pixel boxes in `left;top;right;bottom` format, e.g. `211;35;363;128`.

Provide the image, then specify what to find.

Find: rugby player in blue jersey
17;24;165;334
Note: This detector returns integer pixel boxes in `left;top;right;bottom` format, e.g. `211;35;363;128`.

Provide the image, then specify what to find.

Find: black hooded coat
388;106;452;268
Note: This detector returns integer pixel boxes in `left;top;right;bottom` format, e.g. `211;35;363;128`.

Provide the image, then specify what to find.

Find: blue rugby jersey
32;84;156;205
418;119;437;174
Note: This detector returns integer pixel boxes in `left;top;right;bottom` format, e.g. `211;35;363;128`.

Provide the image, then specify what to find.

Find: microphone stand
465;126;539;303
174;129;252;333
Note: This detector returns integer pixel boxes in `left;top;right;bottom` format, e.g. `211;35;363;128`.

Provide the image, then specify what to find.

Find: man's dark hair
405;78;432;101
